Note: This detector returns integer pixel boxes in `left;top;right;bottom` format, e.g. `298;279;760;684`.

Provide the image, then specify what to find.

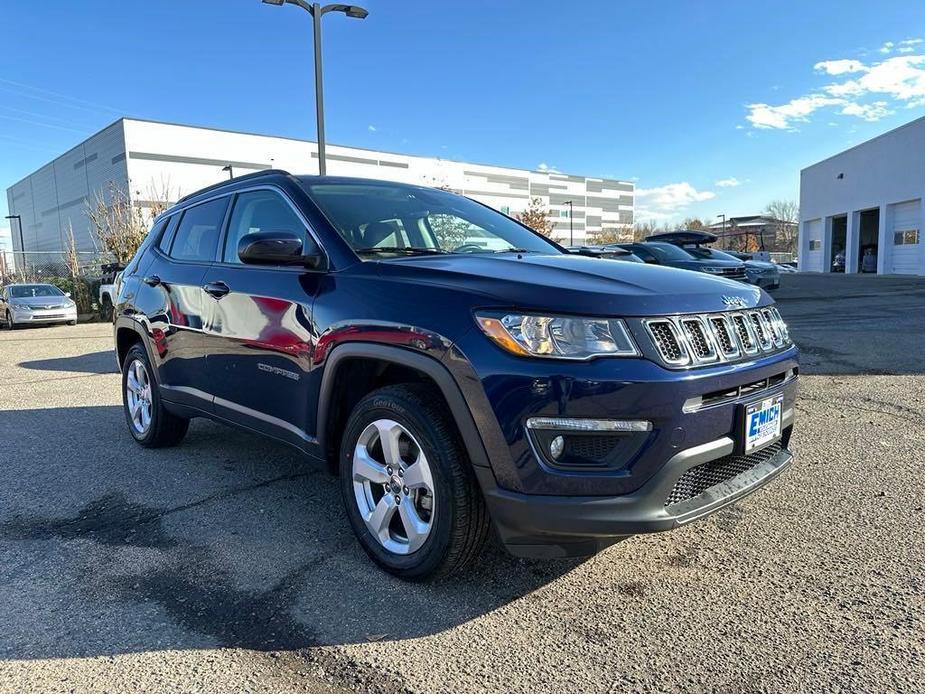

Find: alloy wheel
351;418;435;555
125;358;153;435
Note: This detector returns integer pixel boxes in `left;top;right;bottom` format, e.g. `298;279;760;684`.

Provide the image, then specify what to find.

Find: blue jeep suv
113;170;798;579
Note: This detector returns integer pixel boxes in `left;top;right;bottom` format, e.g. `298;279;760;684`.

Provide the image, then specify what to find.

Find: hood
12;296;72;307
670;258;744;270
744;260;778;270
373;253;765;316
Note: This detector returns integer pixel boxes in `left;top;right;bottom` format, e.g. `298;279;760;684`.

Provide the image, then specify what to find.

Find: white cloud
814;59;867;75
745;41;925;129
840;101;893;121
536;162;560;173
367;124;377;132
635;182;715;221
746;94;844;129
714;177;741;188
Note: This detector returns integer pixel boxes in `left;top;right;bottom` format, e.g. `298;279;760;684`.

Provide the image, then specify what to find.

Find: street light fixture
222;165;234;180
261;0;369;176
563;200;574;245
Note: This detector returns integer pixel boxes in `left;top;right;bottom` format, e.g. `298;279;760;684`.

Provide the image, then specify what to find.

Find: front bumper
10;306;77;324
477;414;794;558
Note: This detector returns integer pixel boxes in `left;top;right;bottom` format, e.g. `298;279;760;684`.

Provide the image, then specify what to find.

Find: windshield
302;181;562;257
641;242;697;262
684;246;741;262
9;284;65;298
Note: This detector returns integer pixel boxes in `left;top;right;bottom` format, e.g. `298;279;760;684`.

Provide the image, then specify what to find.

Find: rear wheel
339;384;489;580
100;295;113;321
122;344;189;447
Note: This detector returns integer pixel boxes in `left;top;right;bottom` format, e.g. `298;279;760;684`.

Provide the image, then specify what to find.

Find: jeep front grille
642;307;791;369
665;441;783;507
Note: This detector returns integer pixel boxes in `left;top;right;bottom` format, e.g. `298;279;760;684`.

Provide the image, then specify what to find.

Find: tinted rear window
170;198;229;262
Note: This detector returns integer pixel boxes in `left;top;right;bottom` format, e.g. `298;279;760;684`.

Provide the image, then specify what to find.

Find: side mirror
65;292;72;298
238;230;324;269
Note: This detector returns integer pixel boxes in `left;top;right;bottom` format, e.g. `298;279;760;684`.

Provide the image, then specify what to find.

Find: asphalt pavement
1;273;923;692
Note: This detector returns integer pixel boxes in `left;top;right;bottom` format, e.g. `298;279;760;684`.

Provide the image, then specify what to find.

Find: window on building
809;240;822;251
169;197;229;262
500;206;510;215
560;210;570;218
224;190;307;263
894;229;920;245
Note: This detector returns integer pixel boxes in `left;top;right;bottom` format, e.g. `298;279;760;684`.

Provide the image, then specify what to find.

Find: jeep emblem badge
722;295;747;309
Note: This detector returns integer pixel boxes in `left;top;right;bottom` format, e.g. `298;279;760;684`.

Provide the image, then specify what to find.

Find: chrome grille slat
643;308;792;369
679;317;718;364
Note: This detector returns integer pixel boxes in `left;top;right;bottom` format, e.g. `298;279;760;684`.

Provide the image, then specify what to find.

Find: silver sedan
1;283;78;328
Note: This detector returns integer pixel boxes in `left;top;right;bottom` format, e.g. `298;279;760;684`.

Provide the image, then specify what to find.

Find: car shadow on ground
0;405;583;662
18;350;117;375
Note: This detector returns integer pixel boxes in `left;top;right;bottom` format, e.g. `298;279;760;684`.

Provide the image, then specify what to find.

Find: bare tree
588;227;632;245
631;220;670;242
516;197;555;238
681;217;709;231
86;180;173;264
764;199;799;253
63;222;92;314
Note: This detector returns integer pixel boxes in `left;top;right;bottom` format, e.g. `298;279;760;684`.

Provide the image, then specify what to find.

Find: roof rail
176;168;293;204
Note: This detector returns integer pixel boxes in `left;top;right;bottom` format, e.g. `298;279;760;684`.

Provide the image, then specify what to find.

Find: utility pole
5;214;23;269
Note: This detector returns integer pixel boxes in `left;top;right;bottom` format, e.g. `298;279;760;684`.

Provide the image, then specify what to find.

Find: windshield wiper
492;247;535;253
354;246;449;255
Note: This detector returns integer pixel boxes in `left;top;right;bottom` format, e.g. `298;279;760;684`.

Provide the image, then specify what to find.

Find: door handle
203;281;231;299
143;274;162;287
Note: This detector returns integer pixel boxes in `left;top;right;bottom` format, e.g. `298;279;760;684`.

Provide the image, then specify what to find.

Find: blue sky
3;0;925;245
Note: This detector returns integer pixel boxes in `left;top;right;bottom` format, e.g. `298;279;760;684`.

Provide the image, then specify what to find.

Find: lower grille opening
665;441;783;508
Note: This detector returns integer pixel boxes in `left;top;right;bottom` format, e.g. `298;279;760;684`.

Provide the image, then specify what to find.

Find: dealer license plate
744;395;783;452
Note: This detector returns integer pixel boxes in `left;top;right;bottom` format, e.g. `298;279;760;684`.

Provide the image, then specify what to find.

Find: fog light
549;435;565;460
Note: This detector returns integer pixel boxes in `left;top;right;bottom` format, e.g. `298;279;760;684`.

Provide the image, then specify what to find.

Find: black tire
67;320;77;326
121;344;189;448
100;295;113;322
5;311;16;330
339;383;490;580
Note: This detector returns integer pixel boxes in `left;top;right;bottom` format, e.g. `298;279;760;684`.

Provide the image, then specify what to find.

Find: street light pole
262;1;369;176
717;213;726;248
5;214;23;254
222;165;234;180
564;200;574;245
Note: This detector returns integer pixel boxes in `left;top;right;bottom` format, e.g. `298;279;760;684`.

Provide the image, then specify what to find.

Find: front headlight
10;302;31;311
476;313;639;360
701;266;725;274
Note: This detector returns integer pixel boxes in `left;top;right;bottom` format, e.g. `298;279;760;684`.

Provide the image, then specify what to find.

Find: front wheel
122;344;189;447
339;384;490;580
5;311;16;330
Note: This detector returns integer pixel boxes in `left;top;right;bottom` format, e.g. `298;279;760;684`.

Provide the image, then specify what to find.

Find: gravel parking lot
1;274;923;693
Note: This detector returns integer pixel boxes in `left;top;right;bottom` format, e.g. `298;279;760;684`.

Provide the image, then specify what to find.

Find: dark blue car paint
114;171;797;556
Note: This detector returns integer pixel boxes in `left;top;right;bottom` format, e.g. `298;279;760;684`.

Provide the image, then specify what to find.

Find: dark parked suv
114;170;798;579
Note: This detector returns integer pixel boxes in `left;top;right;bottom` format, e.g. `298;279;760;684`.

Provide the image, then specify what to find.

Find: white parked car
1;283;78;329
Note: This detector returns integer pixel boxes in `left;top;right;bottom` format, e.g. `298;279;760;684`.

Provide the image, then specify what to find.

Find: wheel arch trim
316;343;491;469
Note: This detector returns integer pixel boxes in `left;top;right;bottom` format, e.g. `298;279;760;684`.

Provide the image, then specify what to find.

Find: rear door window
170;197;230;262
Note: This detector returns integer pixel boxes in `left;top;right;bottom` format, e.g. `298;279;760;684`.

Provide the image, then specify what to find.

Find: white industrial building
800;115;924;275
5;118;634;263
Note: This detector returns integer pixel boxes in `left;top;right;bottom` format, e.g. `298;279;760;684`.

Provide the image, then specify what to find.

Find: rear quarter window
169;197;230;262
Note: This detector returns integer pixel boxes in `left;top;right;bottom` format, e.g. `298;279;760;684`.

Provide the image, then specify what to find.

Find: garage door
803;219;823;272
889;200;921;275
